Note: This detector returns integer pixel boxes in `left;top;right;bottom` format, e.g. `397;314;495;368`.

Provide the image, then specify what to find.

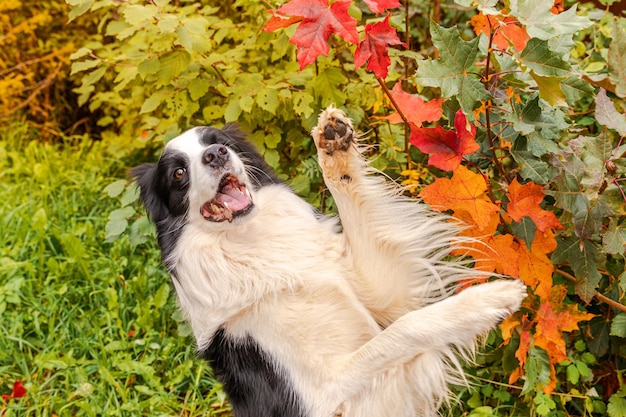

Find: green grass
0;124;229;416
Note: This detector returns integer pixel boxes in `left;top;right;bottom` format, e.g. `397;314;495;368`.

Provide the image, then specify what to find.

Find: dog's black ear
222;123;246;141
129;163;169;222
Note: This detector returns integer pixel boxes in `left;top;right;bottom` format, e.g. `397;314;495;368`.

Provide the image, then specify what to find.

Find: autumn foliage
261;0;626;414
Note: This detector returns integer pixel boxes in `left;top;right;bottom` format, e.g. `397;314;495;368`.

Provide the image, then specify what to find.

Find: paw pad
320;117;353;155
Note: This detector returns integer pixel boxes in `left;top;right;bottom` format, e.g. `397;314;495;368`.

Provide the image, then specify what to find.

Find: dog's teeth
211;203;220;212
223;202;230;210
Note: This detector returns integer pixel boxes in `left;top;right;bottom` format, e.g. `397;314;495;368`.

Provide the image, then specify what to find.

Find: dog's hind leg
311;106;478;325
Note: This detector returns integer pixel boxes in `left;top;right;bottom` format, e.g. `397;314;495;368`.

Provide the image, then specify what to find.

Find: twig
376;76;412;170
0;64;62;118
556;268;626;313
467;375;590;399
483;18;507;182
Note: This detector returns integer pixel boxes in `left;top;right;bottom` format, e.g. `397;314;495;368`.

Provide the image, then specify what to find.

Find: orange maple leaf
470;12;529;52
420;166;500;232
506;178;563;232
517;230;558;301
384;83;445;128
263;10;303;32
535;285;594;364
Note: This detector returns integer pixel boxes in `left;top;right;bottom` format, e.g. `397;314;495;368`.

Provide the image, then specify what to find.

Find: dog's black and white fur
131;106;526;417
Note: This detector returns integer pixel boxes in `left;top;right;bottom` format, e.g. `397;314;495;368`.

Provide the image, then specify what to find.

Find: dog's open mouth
201;174;253;222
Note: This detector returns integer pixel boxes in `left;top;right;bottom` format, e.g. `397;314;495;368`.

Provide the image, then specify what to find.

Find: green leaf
510;0;592;40
588;317;610;358
519;38;571;78
203;104;225;121
156;50;191;87
129;216;153;248
70;59;99;75
546;152;589;213
103;179;127;198
138;58;160;80
552;236;602;303
109;206;135;221
608;20;626;98
290;174;311;196
561;76;595;106
511;217;538;249
313;67;347;106
120;186;140;207
224;99;241;123
106;218;128;242
153;283;171;309
511;150;558;184
32;208;48;233
529;71;567;107
256;89;279;115
566;364;580;384
82;67;107;88
572;199;613;240
595;88;626;136
293;91;315;119
608;394;626;417
603;220;626;255
522;347;552;395
122;4;158;28
609;313;626;338
141;89;169;114
415;22;491;116
68;0;93;21
238;95;254;113
509;96;563;156
113;66;139;91
568;133;613;199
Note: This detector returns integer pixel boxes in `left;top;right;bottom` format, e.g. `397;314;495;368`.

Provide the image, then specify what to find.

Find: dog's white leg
329;279;527;413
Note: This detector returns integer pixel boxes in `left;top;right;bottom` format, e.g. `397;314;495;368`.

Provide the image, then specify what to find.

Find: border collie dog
131;106;526;417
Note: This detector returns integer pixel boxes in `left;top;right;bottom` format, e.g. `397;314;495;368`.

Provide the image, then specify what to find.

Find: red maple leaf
354;15;405;79
274;0;358;69
363;0;402;14
385;83;444;128
2;381;26;402
410;110;479;171
506;178;563;232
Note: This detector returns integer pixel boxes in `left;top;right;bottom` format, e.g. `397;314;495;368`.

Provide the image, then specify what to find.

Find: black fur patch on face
197;125;281;188
130;149;190;271
200;329;307;417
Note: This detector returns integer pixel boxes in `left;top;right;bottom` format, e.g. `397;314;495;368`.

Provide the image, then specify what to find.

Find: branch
556;268;626;313
483;19;507;182
376;76;412;170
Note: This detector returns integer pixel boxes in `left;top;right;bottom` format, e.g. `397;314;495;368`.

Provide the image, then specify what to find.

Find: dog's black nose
203;145;229;168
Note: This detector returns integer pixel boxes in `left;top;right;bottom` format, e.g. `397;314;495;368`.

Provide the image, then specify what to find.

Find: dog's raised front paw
312;106;355;156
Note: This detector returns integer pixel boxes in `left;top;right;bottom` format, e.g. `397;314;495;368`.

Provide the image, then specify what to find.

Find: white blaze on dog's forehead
165;127;205;157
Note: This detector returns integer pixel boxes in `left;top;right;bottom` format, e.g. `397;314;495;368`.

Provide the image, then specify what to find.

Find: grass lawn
0;123;229;416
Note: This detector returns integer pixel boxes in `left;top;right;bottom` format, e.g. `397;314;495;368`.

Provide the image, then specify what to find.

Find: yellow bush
0;0;88;138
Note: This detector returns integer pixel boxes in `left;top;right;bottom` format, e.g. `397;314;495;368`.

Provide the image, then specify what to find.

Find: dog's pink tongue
217;185;250;211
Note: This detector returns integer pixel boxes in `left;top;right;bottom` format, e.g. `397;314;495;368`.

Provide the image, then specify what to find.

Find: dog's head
131;125;280;231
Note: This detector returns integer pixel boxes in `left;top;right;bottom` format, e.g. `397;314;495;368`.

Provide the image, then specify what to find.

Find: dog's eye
174;168;186;179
